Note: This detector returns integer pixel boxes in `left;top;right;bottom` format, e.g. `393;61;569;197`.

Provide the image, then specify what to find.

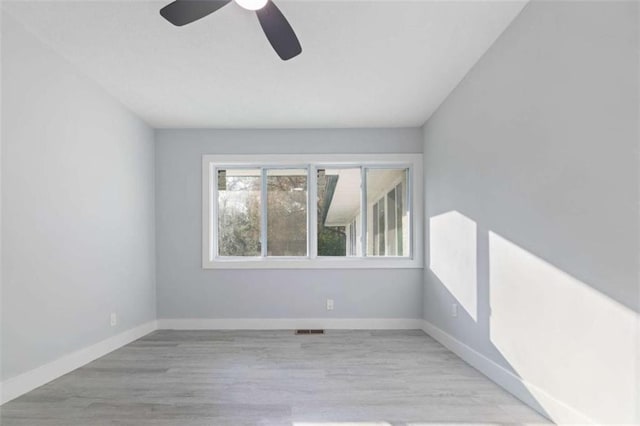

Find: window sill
202;257;424;270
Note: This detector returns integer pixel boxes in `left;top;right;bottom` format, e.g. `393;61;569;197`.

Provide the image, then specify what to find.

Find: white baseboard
0;320;158;405
158;318;424;330
421;320;594;425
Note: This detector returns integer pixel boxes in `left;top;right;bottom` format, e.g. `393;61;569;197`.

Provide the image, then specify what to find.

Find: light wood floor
1;330;550;425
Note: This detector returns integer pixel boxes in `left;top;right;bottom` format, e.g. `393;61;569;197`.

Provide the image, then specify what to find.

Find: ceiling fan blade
160;0;231;26
256;1;302;61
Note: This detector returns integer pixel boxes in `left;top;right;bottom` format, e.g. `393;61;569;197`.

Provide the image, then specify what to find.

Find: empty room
1;0;638;424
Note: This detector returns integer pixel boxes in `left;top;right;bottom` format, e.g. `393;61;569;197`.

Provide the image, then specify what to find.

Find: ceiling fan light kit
159;0;302;61
234;0;268;11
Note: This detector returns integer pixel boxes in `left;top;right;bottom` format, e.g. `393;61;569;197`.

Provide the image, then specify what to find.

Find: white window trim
202;153;423;269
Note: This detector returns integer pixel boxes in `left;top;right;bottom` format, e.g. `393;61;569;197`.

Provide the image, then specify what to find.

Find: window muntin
204;154;422;269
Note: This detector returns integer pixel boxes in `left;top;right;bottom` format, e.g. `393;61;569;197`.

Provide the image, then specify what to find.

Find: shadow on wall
427;210;638;423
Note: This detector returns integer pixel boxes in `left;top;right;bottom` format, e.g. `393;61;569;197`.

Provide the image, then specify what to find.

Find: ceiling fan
160;0;302;61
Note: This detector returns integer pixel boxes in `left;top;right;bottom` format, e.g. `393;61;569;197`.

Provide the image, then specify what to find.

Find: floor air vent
295;329;325;335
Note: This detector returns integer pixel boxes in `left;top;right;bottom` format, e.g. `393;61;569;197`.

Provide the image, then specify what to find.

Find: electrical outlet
110;312;117;327
451;303;458;318
326;299;334;311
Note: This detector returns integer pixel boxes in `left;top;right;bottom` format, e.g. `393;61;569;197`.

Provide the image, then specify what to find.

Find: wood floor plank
0;330;550;425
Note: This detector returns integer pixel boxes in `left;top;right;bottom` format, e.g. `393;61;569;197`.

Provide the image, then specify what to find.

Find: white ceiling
3;0;528;128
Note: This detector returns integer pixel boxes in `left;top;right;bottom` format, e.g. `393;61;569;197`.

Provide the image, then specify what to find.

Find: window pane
366;168;409;257
378;199;385;255
396;183;404;256
372;203;379;256
388;188;397;256
267;169;308;256
317;168;361;257
217;169;261;256
349;218;357;256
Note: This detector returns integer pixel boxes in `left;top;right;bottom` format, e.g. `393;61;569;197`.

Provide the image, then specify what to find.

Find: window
203;154;423;269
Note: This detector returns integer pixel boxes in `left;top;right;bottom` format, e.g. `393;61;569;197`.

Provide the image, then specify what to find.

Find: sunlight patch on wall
488;231;638;423
429;211;478;321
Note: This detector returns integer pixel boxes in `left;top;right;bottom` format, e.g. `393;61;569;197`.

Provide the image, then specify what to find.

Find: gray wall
422;1;638;423
1;15;156;380
155;129;423;319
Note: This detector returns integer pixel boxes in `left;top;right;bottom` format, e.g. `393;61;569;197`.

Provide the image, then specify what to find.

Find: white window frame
202;153;423;269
